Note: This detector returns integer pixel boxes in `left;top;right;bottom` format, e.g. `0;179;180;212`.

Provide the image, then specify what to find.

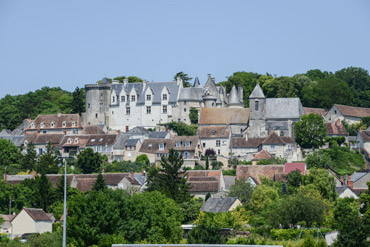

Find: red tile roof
21;208;53;222
199;108;249;125
262;132;295;145
284;163;306;175
326;120;348;136
252;150;272;161
303;107;328;117
335;104;370;118
197;126;230;138
236;165;284;184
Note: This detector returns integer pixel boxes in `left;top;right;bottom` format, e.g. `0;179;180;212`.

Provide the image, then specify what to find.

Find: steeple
227;85;244;108
249;83;265;99
204;74;216;89
193;77;201;88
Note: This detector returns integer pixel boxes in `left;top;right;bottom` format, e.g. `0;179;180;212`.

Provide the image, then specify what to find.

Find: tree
174;71;192;87
71;87;85;115
281;181;288;195
0;139;21;168
34;173;55;211
161;121;197;136
286;169;302;187
179;198;203;224
135;154;149;166
228;179;254;203
36;142;60;174
294;113;327;148
204;148;216;158
75;148;105;174
302;168;336;201
146;149;191;203
20;142;37;171
187;223;226;244
92;173;107;192
189;108;198;124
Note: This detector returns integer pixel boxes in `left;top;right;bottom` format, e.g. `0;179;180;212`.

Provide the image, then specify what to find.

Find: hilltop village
1;71;370;246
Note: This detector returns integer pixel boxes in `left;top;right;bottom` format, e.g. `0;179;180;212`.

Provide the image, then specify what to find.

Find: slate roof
193;77;201;88
228;85;243;106
230;137;265;148
128;126;150;135
223;176;236;190
326;121;348;136
178;87;204;101
249;84;265;99
262;132;295;145
199;108;250;125
349;172;367;182
336;186;356;195
303;107;328;117
266;98;304;119
21;208;53;222
334;104;370;118
197;126;230;139
252;150;272;161
148;131;168;139
140;139;171;154
284;163;306;174
0;135;25;147
113;134;131;150
86;134;117;146
29;114;82;129
200;197;239;213
126;138;140;146
203;74;222;104
236;165;284;184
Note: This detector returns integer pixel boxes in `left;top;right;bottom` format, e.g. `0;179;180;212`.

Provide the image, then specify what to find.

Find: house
118;172;147;194
139;139;172;163
347;172;370;195
198;107;249;136
325;104;370;124
24;133;64;155
85;134;118;161
124;138;142;161
230;137;264;161
260;132;301;162
128;126;150;142
186;170;225;198
26;113;83;135
326;120;348;138
10;208;54;239
336;186;358;199
356;130;370;161
284;162;306;175
198;126;231;157
172;136;202;167
58;134;91;158
200;197;242;213
251;150;272;165
236;165;284;185
303;107;328;117
1;214;15;233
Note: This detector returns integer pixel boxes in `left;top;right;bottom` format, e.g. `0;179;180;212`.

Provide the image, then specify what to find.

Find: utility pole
63;158;67;247
9;196;11;215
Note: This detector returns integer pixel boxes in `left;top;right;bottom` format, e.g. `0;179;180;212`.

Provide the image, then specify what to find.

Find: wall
11;210;36;238
200;137;229;157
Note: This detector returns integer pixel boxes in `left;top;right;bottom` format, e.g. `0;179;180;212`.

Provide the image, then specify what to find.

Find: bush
257;157;287;165
222;169;236;176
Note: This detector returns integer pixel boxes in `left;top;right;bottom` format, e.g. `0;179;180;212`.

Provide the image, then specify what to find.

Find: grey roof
200;197;239;213
336;186;355;195
228;85;243;106
0;129;11;136
203;74;222;104
101;77;110;84
128;126;150;135
113;134;131;150
148;131;168;139
134;173;146;185
126;138;140;146
249;84;265;99
193;77;201;88
350;172;367;182
224;176;236;191
266;98;304;119
139;81;179;104
178;87;204;101
0;136;25;147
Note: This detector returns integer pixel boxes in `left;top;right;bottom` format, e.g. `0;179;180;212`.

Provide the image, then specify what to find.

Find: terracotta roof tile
172;136;199;151
262;132;295;145
252;150;272;161
303;107;328;117
22;208;53;221
29;114;82;129
199;108;249;125
139;139;172;154
189;181;219;192
236;165;284;184
198;126;230;138
82;125;106;135
230;137;264;148
284;163;306;174
326;121;348;136
360;131;370;142
87;134;117;146
335;104;370;118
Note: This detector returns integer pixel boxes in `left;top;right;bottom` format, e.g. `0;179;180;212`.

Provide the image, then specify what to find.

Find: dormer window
148;143;152;147
112;96;115;103
24;140;28;146
159;143;164;150
67;138;72;144
72;121;76;127
163;94;167;100
121;96;125;102
31;123;35;128
62;122;67;127
131;95;136;102
176;141;181;147
51;122;55;128
185;141;191;147
74;138;79;144
40;122;44;128
146;94;151;101
212;130;216;135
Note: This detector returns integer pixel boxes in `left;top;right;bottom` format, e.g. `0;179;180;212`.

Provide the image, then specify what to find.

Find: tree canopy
294;113;327;148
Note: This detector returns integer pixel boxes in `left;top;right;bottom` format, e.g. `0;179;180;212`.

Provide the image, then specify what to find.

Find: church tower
248;83;267;137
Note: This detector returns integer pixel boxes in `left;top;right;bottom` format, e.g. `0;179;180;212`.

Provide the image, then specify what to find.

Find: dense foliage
294;113;327;148
161;121;198;136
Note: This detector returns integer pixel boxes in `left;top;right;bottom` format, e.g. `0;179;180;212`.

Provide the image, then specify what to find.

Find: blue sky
0;0;369;97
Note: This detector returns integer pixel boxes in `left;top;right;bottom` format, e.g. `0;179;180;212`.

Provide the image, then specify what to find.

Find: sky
0;0;369;98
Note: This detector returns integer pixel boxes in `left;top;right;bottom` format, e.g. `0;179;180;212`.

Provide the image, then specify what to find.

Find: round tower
85;77;111;126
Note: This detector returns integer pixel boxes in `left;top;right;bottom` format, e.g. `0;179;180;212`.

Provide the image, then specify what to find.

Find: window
126;107;130;115
163;94;167;100
217;149;220;155
185;141;191;147
40;122;44;128
112;111;114;115
146;106;151;114
112;96;115;103
51;122;55;128
95;113;98;118
163;105;167;114
212;130;216;135
280;131;284;136
148;143;152;147
203;143;206;148
39;148;43;155
334;110;337;114
67;138;72;144
131;95;136;102
176;141;181;147
42;130;47;134
146;94;151;101
159;143;164;150
88;103;90;108
62;121;66;127
212;102;215;107
255;101;259;111
31;123;35;128
184;108;187;112
184;152;190;159
74;138;79;144
216;140;221;147
270;145;276;151
72;121;76;127
121;96;125;102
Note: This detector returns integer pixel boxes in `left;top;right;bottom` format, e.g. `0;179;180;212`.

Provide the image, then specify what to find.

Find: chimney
176;76;182;85
336;119;341;127
212;77;216;83
130;172;134;178
123;79;128;85
58;112;62;117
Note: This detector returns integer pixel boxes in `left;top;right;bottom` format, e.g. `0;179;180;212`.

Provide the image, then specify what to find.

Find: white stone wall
201;138;230;157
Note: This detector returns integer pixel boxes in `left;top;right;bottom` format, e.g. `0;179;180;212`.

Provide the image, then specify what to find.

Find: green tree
174;71;192;87
0;139;21;168
36;142;60;174
92;173;107;192
135;154;150;166
294;113;327;148
187;223;226;244
228;179;254;203
302;168;336;201
179;198;203;224
189;108;198;124
281;181;288;195
251;184;278;210
146;149;191;203
75;148;105;174
71;87;85;114
20;142;37;171
161;121;197;136
286;169;302;187
34;173;55;211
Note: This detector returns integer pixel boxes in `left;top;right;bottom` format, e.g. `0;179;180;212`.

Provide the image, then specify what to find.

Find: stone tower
84;77;111;126
203;74;219;108
248;83;267;137
227;85;244;108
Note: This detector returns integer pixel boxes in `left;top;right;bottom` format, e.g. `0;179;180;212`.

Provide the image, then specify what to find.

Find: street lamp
58;157;68;247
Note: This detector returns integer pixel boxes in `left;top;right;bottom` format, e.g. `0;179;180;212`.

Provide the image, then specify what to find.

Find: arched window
74;138;79;144
72;121;76;127
51;122;55;128
67;138;72;144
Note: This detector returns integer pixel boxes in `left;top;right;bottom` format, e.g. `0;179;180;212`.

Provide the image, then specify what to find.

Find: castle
83;74;244;132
